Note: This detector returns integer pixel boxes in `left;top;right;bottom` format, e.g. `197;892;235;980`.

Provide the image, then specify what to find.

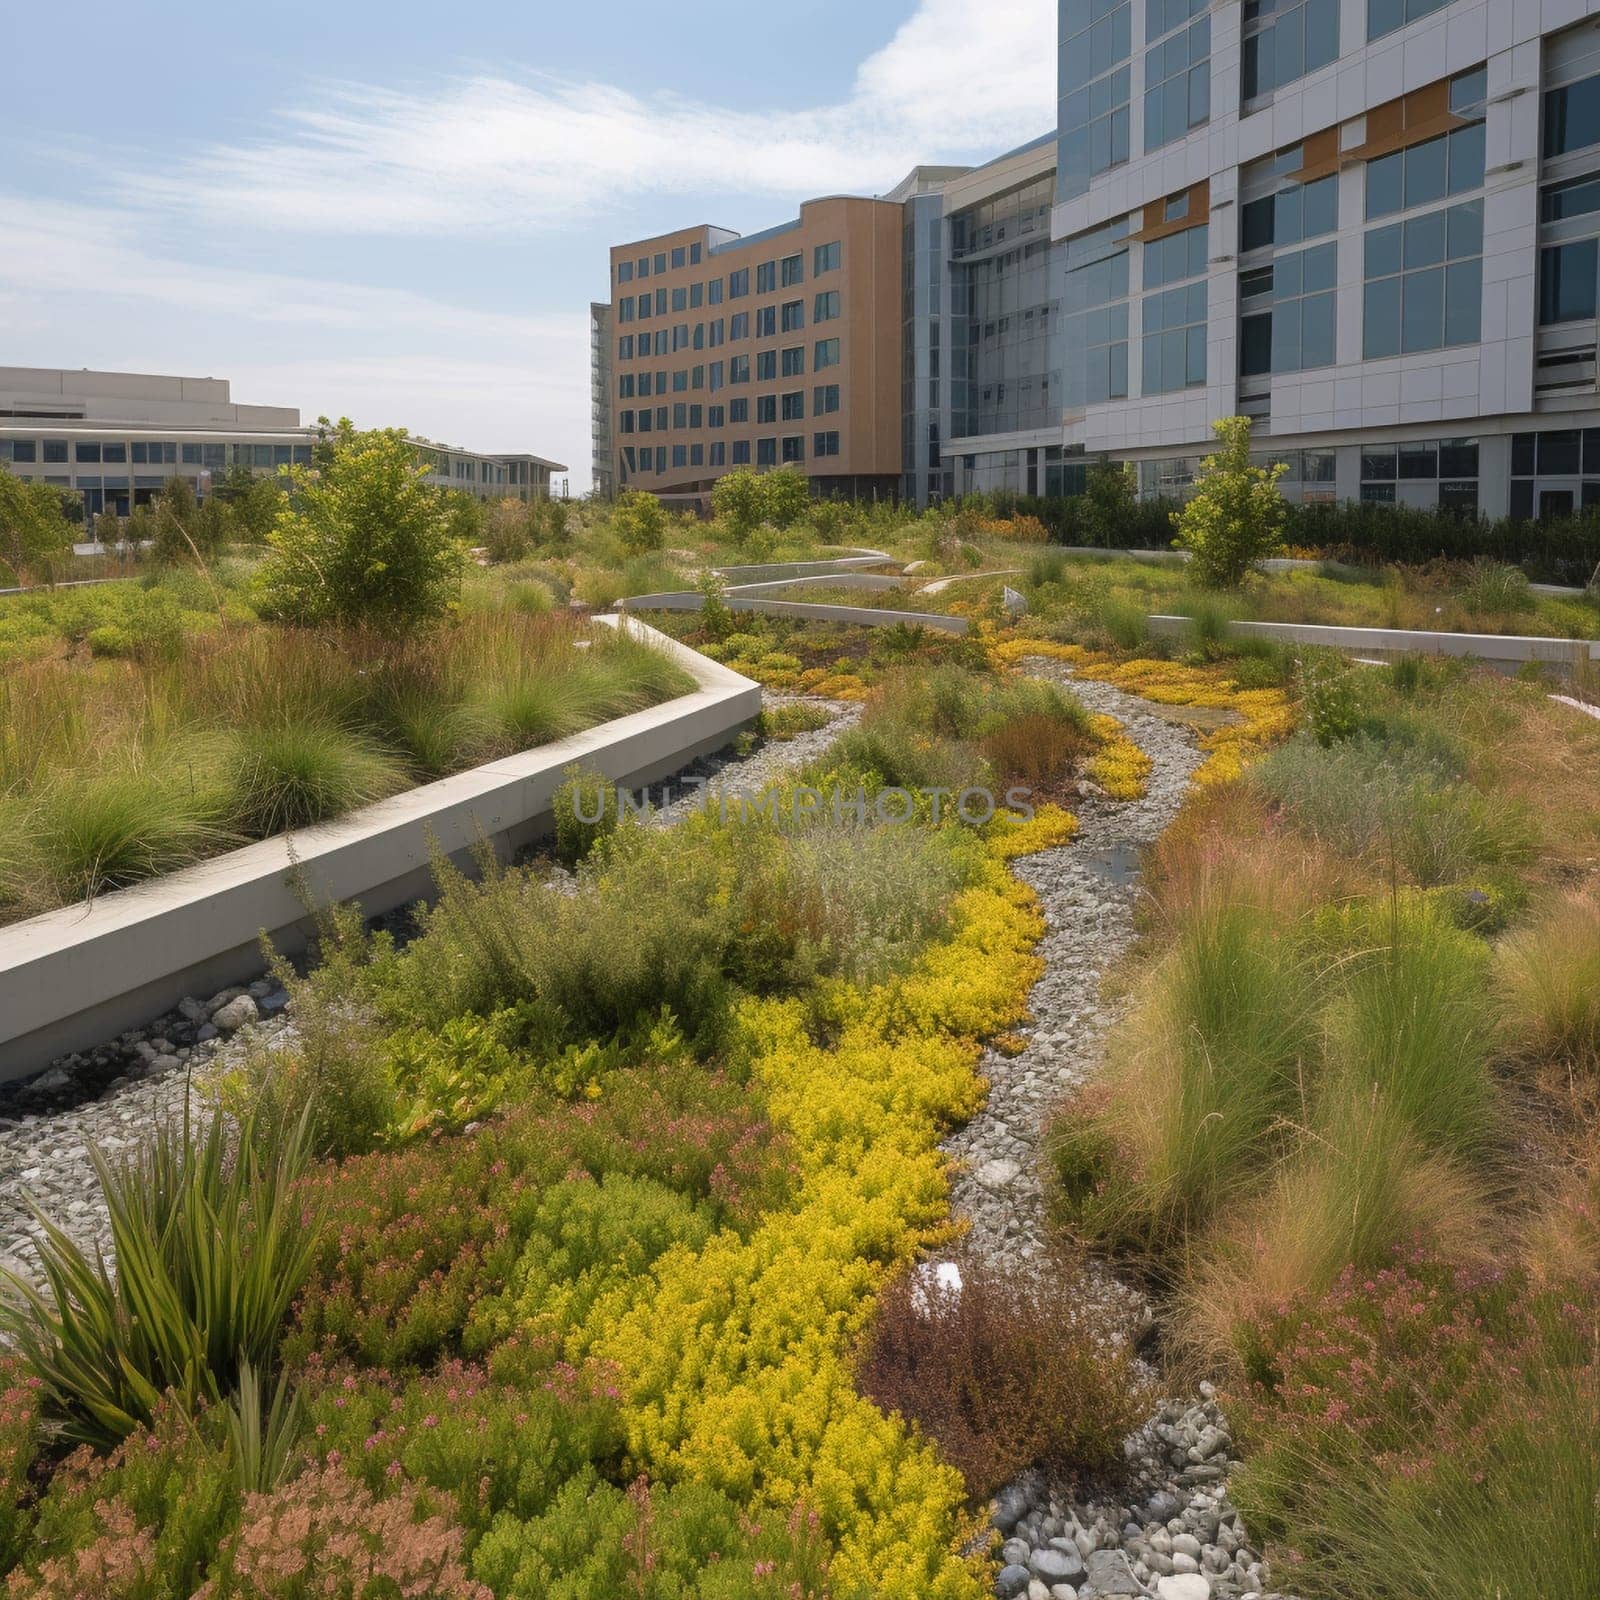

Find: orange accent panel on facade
606;197;904;497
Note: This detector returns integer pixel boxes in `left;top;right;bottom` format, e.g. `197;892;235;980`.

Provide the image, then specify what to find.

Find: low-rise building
0;367;565;518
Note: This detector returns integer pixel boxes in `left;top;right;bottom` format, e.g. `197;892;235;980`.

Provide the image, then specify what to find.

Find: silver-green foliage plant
256;420;468;631
1173;416;1288;588
0;1106;320;1448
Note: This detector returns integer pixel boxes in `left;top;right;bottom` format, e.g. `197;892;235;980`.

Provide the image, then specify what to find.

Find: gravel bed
0;696;857;1284
944;663;1292;1600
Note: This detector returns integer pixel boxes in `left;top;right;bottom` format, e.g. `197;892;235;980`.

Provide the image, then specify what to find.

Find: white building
941;0;1600;518
0;367;565;518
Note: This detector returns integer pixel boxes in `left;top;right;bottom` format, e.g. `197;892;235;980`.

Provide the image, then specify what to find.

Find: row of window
622;433;841;475
0;438;316;469
619;386;843;434
615;342;842;383
618;287;841;328
616;241;840;293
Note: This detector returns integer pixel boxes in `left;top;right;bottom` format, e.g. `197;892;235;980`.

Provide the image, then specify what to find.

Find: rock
1028;1547;1084;1586
1171;1533;1202;1560
205;987;246;1015
28;1068;71;1093
1001;1538;1031;1567
995;1563;1030;1598
211;995;259;1033
258;988;291;1017
1027;1583;1051;1600
1083;1550;1145;1595
992;1485;1032;1534
178;997;208;1022
975;1157;1022;1190
196;1024;219;1043
1156;1578;1212;1600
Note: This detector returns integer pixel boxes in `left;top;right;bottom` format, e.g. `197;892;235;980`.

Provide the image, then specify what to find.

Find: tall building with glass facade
1018;0;1600;516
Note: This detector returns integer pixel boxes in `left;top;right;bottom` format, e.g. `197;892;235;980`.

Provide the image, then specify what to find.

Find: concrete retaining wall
620;592;969;633
0;617;760;1084
1146;613;1600;664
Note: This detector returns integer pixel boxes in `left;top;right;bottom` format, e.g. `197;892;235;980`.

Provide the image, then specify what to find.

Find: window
814;241;841;275
1547;72;1600;160
813;431;840;458
757;350;778;381
617;301;635;326
757;262;777;294
690;444;704;466
814;383;840;414
1063;219;1131;407
673;404;687;429
1242;0;1338;99
1142;279;1207;392
103;442;127;463
619;411;635;434
672;324;689;352
709;278;724;305
781;346;805;377
691;243;702;265
132;441;175;465
43;439;67;463
618;260;633;284
693;324;705;351
672;369;689;391
730;312;750;340
781;254;804;287
781;300;805;332
1238;241;1337;375
781;391;805;421
1363;200;1483;357
619;375;635;399
1144;15;1210;153
1143;224;1208;289
655;289;667;316
1542;172;1600;223
2;439;35;463
730;397;750;423
635;294;650;320
672;445;687;468
1240;173;1338;253
729;268;750;298
710;442;726;466
730;355;750;384
709;405;726;428
1368;0;1449;39
619;336;635;360
637;257;650;278
75;441;101;462
653;253;667;274
814;338;841;369
710;360;725;392
182;442;202;464
733;441;751;465
1540;239;1599;325
1361;437;1479;510
757;395;778;424
1365;125;1485;221
757;438;778;467
672;287;687;313
1059;0;1133;199
655;407;668;430
753;306;775;338
654;330;668;356
690;283;703;309
709;319;725;348
671;247;686;269
781;436;805;464
813;290;840;322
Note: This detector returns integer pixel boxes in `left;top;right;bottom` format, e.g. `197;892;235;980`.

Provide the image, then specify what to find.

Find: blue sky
0;1;1053;490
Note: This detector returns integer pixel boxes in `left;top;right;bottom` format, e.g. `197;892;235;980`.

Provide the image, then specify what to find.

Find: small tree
0;466;73;583
613;489;666;554
761;466;811;531
536;496;572;550
215;462;284;547
1172;416;1287;588
151;475;222;565
1083;458;1137;548
94;508;124;555
484;498;534;563
710;469;764;544
256;421;467;630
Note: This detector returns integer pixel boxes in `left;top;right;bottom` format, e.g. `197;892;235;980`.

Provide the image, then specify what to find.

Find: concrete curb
1146;613;1600;664
0;617;760;1083
619;592;969;633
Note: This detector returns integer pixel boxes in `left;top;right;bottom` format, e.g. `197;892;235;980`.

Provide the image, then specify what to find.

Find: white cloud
122;0;1055;235
0;194;590;485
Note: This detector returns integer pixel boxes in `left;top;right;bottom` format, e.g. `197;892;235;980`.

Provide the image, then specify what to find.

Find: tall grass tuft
224;719;409;836
0;1108;320;1448
1496;887;1600;1074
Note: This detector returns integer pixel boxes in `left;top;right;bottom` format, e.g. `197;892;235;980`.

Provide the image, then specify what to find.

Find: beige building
605;197;904;501
0;367;565;517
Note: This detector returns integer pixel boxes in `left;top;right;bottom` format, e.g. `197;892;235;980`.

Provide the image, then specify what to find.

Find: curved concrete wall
0;618;759;1083
619;593;969;633
1146;613;1600;664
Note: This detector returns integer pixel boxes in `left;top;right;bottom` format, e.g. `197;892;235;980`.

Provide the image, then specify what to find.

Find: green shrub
224;718;408;836
758;701;831;741
1298;649;1367;745
553;763;618;867
1173;417;1288;588
0;1357;41;1571
1457;557;1537;615
0;1109;320;1448
256;421;467;630
710;469;766;543
472;1473;832;1600
612;489;667;554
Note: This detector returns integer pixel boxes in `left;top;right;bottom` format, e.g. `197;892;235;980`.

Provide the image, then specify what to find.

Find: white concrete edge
0;617;760;1082
708;548;897;580
919;569;1024;595
618;592;969;634
1550;693;1600;721
725;573;907;597
1146;613;1600;663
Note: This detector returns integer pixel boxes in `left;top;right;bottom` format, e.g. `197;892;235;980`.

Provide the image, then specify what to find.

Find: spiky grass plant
0;1107;319;1448
223;718;409;836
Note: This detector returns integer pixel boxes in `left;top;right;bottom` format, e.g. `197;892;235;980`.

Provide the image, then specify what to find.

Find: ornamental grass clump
0;1108;320;1449
223;717;408;836
859;1253;1147;1501
1495;886;1600;1074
